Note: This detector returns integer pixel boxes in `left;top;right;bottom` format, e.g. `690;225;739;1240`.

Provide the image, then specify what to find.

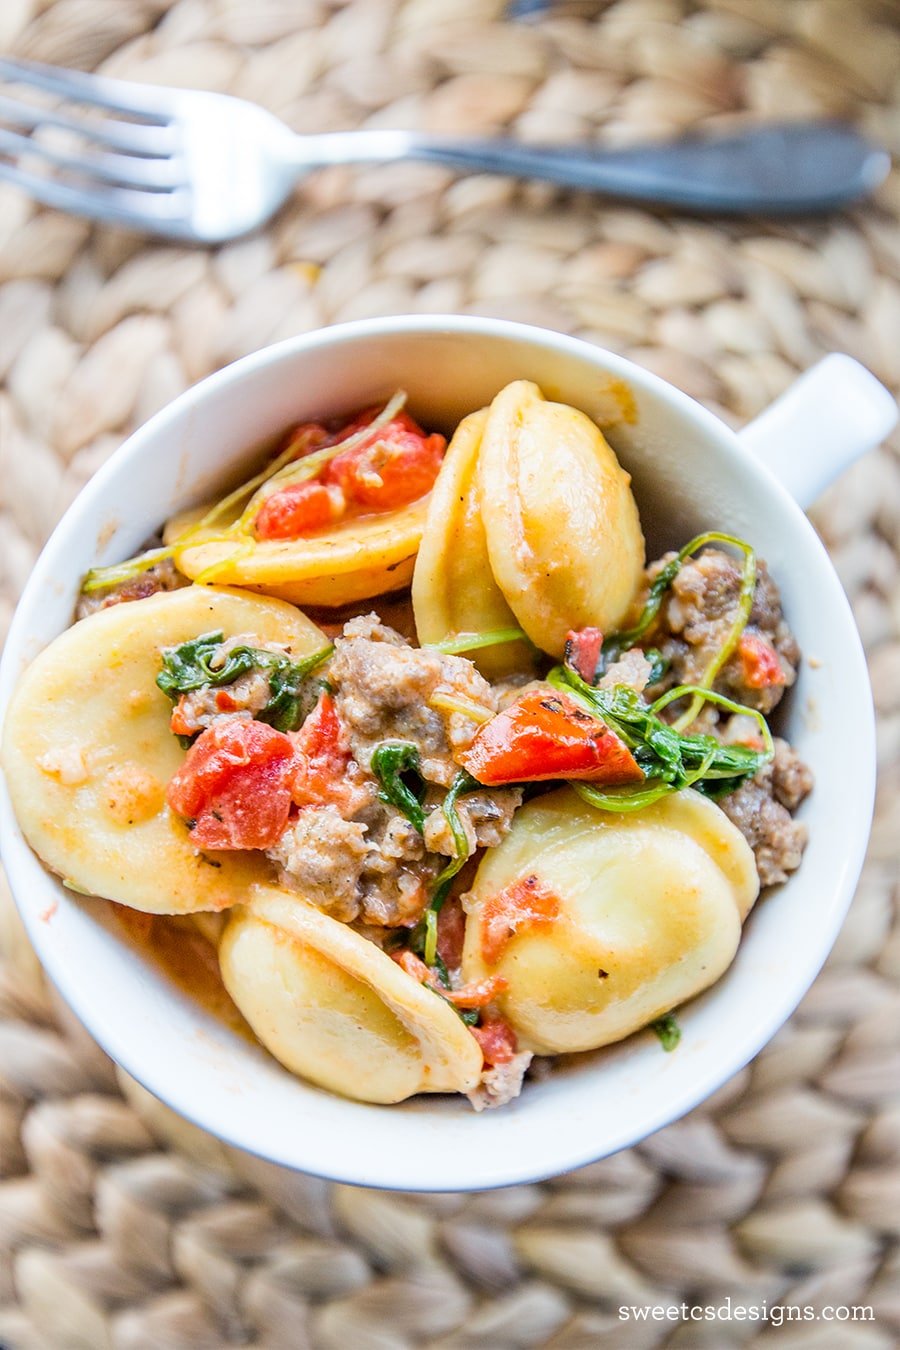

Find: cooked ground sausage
629;549;812;884
467;1051;534;1111
423;788;522;855
598;647;653;694
642;548;800;713
76;556;188;620
328;615;498;786
719;738;813;886
168;636;280;736
264;617;519;926
267;805;370;922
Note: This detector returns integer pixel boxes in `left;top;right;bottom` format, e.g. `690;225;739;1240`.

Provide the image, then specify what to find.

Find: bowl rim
0;314;876;1190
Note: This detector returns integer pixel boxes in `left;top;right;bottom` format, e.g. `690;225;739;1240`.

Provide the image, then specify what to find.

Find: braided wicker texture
1;1;900;1345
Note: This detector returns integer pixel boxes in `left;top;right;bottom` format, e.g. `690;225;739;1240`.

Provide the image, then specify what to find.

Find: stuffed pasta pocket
220;888;484;1104
2;586;327;915
461;787;758;1055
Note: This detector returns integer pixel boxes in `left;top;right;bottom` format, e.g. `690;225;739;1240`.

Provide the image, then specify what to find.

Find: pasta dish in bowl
0;318;877;1187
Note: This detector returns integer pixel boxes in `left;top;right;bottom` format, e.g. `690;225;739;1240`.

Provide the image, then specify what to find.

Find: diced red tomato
472;1015;519;1066
393;949;432;983
458;688;644;787
564;626;604;684
169;686;244;736
283;421;331;461
436;897;467;970
254;480;346;541
480;873;561;966
324;408;445;511
289;690;364;814
253;408;444;540
169;700;193;738
166;718;295;850
738;632;787;689
444;974;508;1009
392;950;507;1008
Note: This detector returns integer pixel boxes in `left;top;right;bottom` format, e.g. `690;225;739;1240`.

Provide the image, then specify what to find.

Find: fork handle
306;123;887;214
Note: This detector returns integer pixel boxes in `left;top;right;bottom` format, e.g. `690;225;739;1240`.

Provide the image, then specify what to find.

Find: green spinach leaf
156;631;332;733
371;741;427;833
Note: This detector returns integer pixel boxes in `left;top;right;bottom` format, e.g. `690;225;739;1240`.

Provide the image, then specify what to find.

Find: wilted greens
548;665;773;812
650;1012;681;1052
156;630;332;734
371;741;427;833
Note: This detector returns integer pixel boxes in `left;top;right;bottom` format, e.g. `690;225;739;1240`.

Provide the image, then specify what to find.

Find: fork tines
0;57;188;231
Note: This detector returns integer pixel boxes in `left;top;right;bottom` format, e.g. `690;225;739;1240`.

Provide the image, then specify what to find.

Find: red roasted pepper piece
458;688;644;787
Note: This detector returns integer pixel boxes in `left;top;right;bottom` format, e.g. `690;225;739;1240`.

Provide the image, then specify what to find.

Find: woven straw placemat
1;1;899;1346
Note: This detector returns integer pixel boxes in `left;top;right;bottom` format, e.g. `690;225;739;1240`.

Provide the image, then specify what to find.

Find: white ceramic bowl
1;317;895;1191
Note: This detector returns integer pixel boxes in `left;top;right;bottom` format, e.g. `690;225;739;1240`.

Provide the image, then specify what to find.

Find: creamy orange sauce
113;905;253;1039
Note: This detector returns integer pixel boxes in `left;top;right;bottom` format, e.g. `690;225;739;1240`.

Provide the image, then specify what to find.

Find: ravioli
2;586;327;914
461;787;759;1054
477;381;645;657
166;497;429;607
220;888;484;1103
412;409;534;679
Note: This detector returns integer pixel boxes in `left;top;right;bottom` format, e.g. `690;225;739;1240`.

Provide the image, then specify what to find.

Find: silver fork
0;58;889;244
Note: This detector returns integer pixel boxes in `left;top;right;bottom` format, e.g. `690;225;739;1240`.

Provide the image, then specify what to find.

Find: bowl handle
736;354;897;511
